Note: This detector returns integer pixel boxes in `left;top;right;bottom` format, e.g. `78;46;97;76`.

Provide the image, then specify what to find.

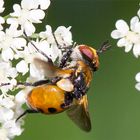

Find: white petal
16;60;29;75
0;16;5;24
124;43;132;52
130;16;139;31
7;68;17;78
0;108;14;122
29;9;45;23
117;38;126;47
39;41;60;62
45;25;52;33
1;48;14;61
7;18;18;25
115;20;129;34
133;44;140;58
3;120;24;137
111;30;124;39
137;8;140;18
135;83;140;91
39;25;54;42
0;31;5;42
0;0;5;13
15;90;26;104
135;72;140;82
12;38;26;49
133;22;140;34
0;97;15;109
10;4;21;17
55;26;73;46
38;0;51;10
8;124;23;137
21;0;38;10
24;21;35;36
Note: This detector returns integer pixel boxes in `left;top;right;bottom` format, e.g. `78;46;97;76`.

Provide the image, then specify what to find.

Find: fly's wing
33;58;73;78
33;58;59;78
66;95;91;132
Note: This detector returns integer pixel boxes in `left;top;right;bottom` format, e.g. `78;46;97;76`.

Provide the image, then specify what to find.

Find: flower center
126;31;140;44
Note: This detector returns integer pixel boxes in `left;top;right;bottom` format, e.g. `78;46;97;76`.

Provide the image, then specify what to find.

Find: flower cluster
0;0;73;139
111;5;140;91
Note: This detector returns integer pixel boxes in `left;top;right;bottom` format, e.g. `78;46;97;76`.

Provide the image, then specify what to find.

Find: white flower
0;61;17;94
3;120;24;138
39;25;55;44
54;26;73;46
0;96;15;109
16;60;29;75
0;107;14;122
39;25;73;47
0;25;26;62
0;93;25;139
9;0;47;36
36;40;62;62
111;17;140;57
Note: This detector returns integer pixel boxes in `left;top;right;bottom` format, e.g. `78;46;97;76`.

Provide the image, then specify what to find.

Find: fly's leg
59;48;73;68
0;79;50;88
16;109;40;122
61;93;74;109
59;43;76;68
18;79;50;87
72;72;88;100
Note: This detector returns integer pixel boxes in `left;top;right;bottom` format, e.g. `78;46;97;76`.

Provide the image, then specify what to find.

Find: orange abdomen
27;85;66;114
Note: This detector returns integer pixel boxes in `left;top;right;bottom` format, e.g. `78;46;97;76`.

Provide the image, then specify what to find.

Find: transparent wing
33;58;73;78
33;58;59;78
66;95;91;132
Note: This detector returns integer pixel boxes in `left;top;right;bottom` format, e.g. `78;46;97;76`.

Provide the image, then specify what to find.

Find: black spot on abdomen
48;107;57;113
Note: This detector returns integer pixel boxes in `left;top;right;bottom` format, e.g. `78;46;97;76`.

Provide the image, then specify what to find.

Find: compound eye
79;45;94;61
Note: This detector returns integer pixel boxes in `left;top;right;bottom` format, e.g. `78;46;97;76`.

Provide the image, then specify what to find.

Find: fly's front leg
59;48;73;68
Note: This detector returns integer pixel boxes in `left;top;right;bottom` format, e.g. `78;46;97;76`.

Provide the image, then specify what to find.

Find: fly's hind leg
16;109;40;122
72;72;88;99
61;93;74;109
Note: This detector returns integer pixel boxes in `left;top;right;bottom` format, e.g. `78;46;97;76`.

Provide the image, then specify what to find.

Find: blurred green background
5;0;140;140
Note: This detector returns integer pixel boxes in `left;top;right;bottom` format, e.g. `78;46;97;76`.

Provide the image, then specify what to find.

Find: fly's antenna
97;41;111;54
